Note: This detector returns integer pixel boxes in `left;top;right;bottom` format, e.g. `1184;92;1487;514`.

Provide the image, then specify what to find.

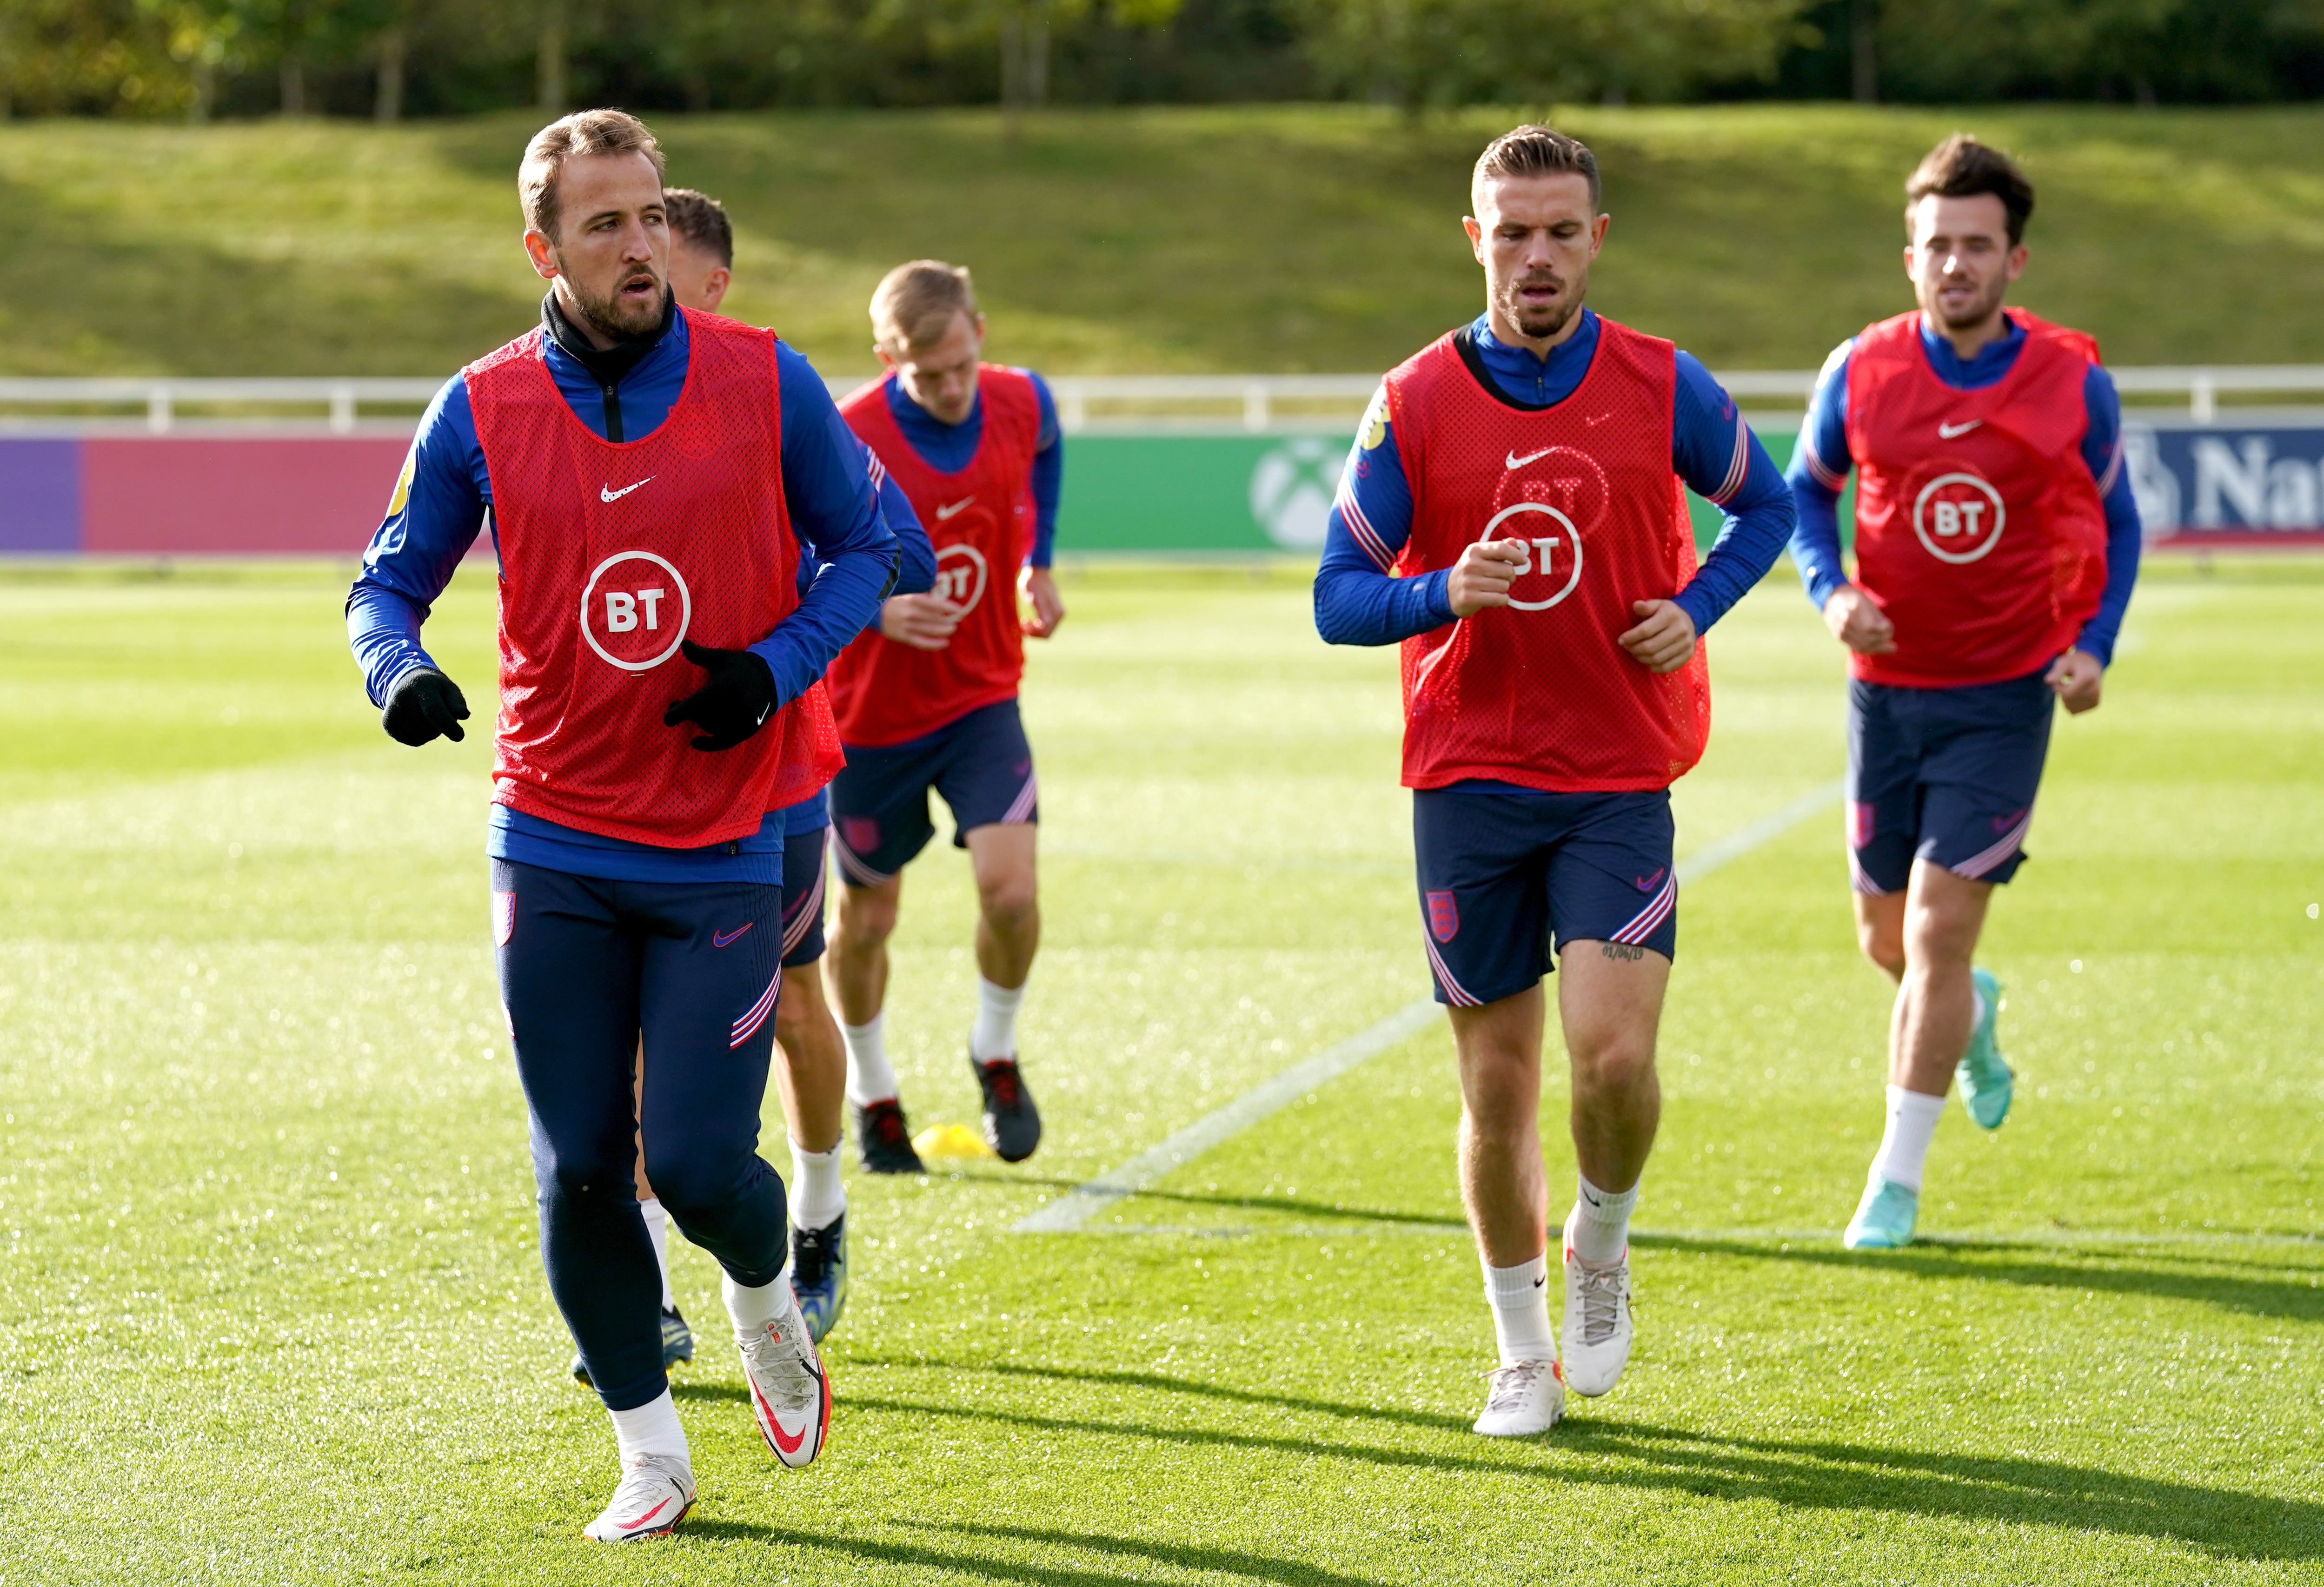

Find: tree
1298;0;1814;116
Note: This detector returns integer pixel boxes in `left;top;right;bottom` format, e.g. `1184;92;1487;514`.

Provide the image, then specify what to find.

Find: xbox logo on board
1248;437;1343;549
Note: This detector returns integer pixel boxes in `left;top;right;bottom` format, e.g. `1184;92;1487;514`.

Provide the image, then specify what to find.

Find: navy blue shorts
830;698;1037;886
1847;672;2053;896
1413;787;1678;1009
779;823;829;967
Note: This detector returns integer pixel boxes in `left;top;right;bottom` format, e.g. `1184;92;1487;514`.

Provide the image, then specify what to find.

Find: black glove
382;668;469;747
664;639;777;752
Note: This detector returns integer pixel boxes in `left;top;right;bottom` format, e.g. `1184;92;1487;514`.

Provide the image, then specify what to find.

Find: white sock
1870;1084;1946;1192
789;1139;846;1230
607;1389;689;1466
722;1266;798;1338
638;1196;674;1312
842;1014;897;1106
1569;1173;1638;1268
1482;1254;1558;1367
969;976;1026;1063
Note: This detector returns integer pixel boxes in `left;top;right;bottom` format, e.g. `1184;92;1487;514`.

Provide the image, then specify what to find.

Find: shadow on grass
1113;1185;1465;1231
940;1171;1464;1232
839;1389;2324;1562
1637;1232;2324;1324
682;1519;1382;1585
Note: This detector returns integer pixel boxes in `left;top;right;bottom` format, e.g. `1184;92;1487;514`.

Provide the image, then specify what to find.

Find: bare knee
977;874;1038;932
1568;1028;1657;1099
1858;914;1906;978
835;885;898;948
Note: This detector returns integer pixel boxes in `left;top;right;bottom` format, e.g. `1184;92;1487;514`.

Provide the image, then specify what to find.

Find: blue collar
1917;310;2025;392
1467;310;1600;408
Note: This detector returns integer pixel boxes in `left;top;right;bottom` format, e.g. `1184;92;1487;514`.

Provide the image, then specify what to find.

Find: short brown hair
870;260;978;352
1472;125;1600;214
664;187;732;268
1906;134;2034;246
520;109;665;241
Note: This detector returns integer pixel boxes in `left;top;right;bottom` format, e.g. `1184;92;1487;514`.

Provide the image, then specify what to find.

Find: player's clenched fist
1619;598;1698;674
382;667;470;746
1822;584;1897;655
1446;537;1528;617
880;592;965;651
2044;646;2104;714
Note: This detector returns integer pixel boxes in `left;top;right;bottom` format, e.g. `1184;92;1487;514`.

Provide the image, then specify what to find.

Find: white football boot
737;1297;831;1468
1473;1358;1565;1436
581;1453;695;1543
1560;1206;1634;1397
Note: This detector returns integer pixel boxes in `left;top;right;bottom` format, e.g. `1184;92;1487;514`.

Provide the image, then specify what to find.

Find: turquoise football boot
1956;967;2012;1130
1843;1177;1919;1250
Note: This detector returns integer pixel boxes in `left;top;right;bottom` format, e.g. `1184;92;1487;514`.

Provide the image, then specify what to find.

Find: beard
1931;272;2008;331
1499;271;1584;342
563;260;668;342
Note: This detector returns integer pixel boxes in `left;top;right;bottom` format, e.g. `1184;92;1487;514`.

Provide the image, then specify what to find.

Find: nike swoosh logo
1939;420;1982;439
1504;448;1553;469
936;496;976;520
600;477;654;502
1583;413;1613;426
1532;1276;1547;1289
764;1390;808;1455
617;1498;671;1528
712;924;751;948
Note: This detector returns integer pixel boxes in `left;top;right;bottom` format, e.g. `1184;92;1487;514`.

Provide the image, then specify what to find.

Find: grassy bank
3;102;2321;378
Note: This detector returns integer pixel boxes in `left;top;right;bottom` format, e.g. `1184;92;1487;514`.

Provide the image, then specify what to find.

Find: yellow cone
913;1121;996;1160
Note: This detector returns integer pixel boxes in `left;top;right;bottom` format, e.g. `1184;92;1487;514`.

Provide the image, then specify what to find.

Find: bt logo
581;550;692;671
1912;472;2007;565
933;543;989;613
1481;501;1584;610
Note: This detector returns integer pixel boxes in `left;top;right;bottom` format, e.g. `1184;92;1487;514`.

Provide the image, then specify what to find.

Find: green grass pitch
0;556;2318;1583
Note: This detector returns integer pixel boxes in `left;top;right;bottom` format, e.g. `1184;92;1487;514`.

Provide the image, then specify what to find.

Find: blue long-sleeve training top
1313;310;1796;650
345;301;899;884
1784;312;2142;666
881;372;1064;566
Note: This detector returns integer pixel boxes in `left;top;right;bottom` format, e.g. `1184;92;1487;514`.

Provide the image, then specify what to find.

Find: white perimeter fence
5;368;2324;434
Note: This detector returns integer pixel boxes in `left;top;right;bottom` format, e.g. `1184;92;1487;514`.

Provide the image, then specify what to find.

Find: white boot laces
1575;1262;1627;1347
1483;1358;1553;1414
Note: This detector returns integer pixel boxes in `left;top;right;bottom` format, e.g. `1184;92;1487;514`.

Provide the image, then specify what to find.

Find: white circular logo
1248;438;1342;549
1912;472;2007;565
934;542;989;613
580;550;692;671
1483;502;1584;610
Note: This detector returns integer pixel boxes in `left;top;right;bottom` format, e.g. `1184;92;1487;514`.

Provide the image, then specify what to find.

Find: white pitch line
1015;777;1844;1235
1060;1222;2324;1251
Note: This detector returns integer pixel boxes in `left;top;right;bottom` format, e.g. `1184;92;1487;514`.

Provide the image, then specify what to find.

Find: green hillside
5;102;2321;379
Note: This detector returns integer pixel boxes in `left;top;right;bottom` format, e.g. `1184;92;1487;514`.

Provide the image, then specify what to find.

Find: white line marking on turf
1016;778;1844;1235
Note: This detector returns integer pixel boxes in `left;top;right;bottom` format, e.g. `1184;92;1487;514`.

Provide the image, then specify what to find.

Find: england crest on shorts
492;890;517;946
1426;889;1459;943
1847;800;1876;850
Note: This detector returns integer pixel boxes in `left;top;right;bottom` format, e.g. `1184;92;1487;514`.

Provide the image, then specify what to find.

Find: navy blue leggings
493;859;790;1411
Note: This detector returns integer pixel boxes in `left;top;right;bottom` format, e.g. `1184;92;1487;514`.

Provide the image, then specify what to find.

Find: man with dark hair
1315;124;1793;1436
347;110;898;1541
1787;133;2142;1250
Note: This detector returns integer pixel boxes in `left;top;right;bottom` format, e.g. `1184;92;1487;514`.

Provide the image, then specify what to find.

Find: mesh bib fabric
1844;310;2109;688
830;368;1041;747
466;309;843;846
1386;318;1710;792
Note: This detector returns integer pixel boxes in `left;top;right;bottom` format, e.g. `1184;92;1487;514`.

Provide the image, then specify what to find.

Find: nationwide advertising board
1;417;2320;556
